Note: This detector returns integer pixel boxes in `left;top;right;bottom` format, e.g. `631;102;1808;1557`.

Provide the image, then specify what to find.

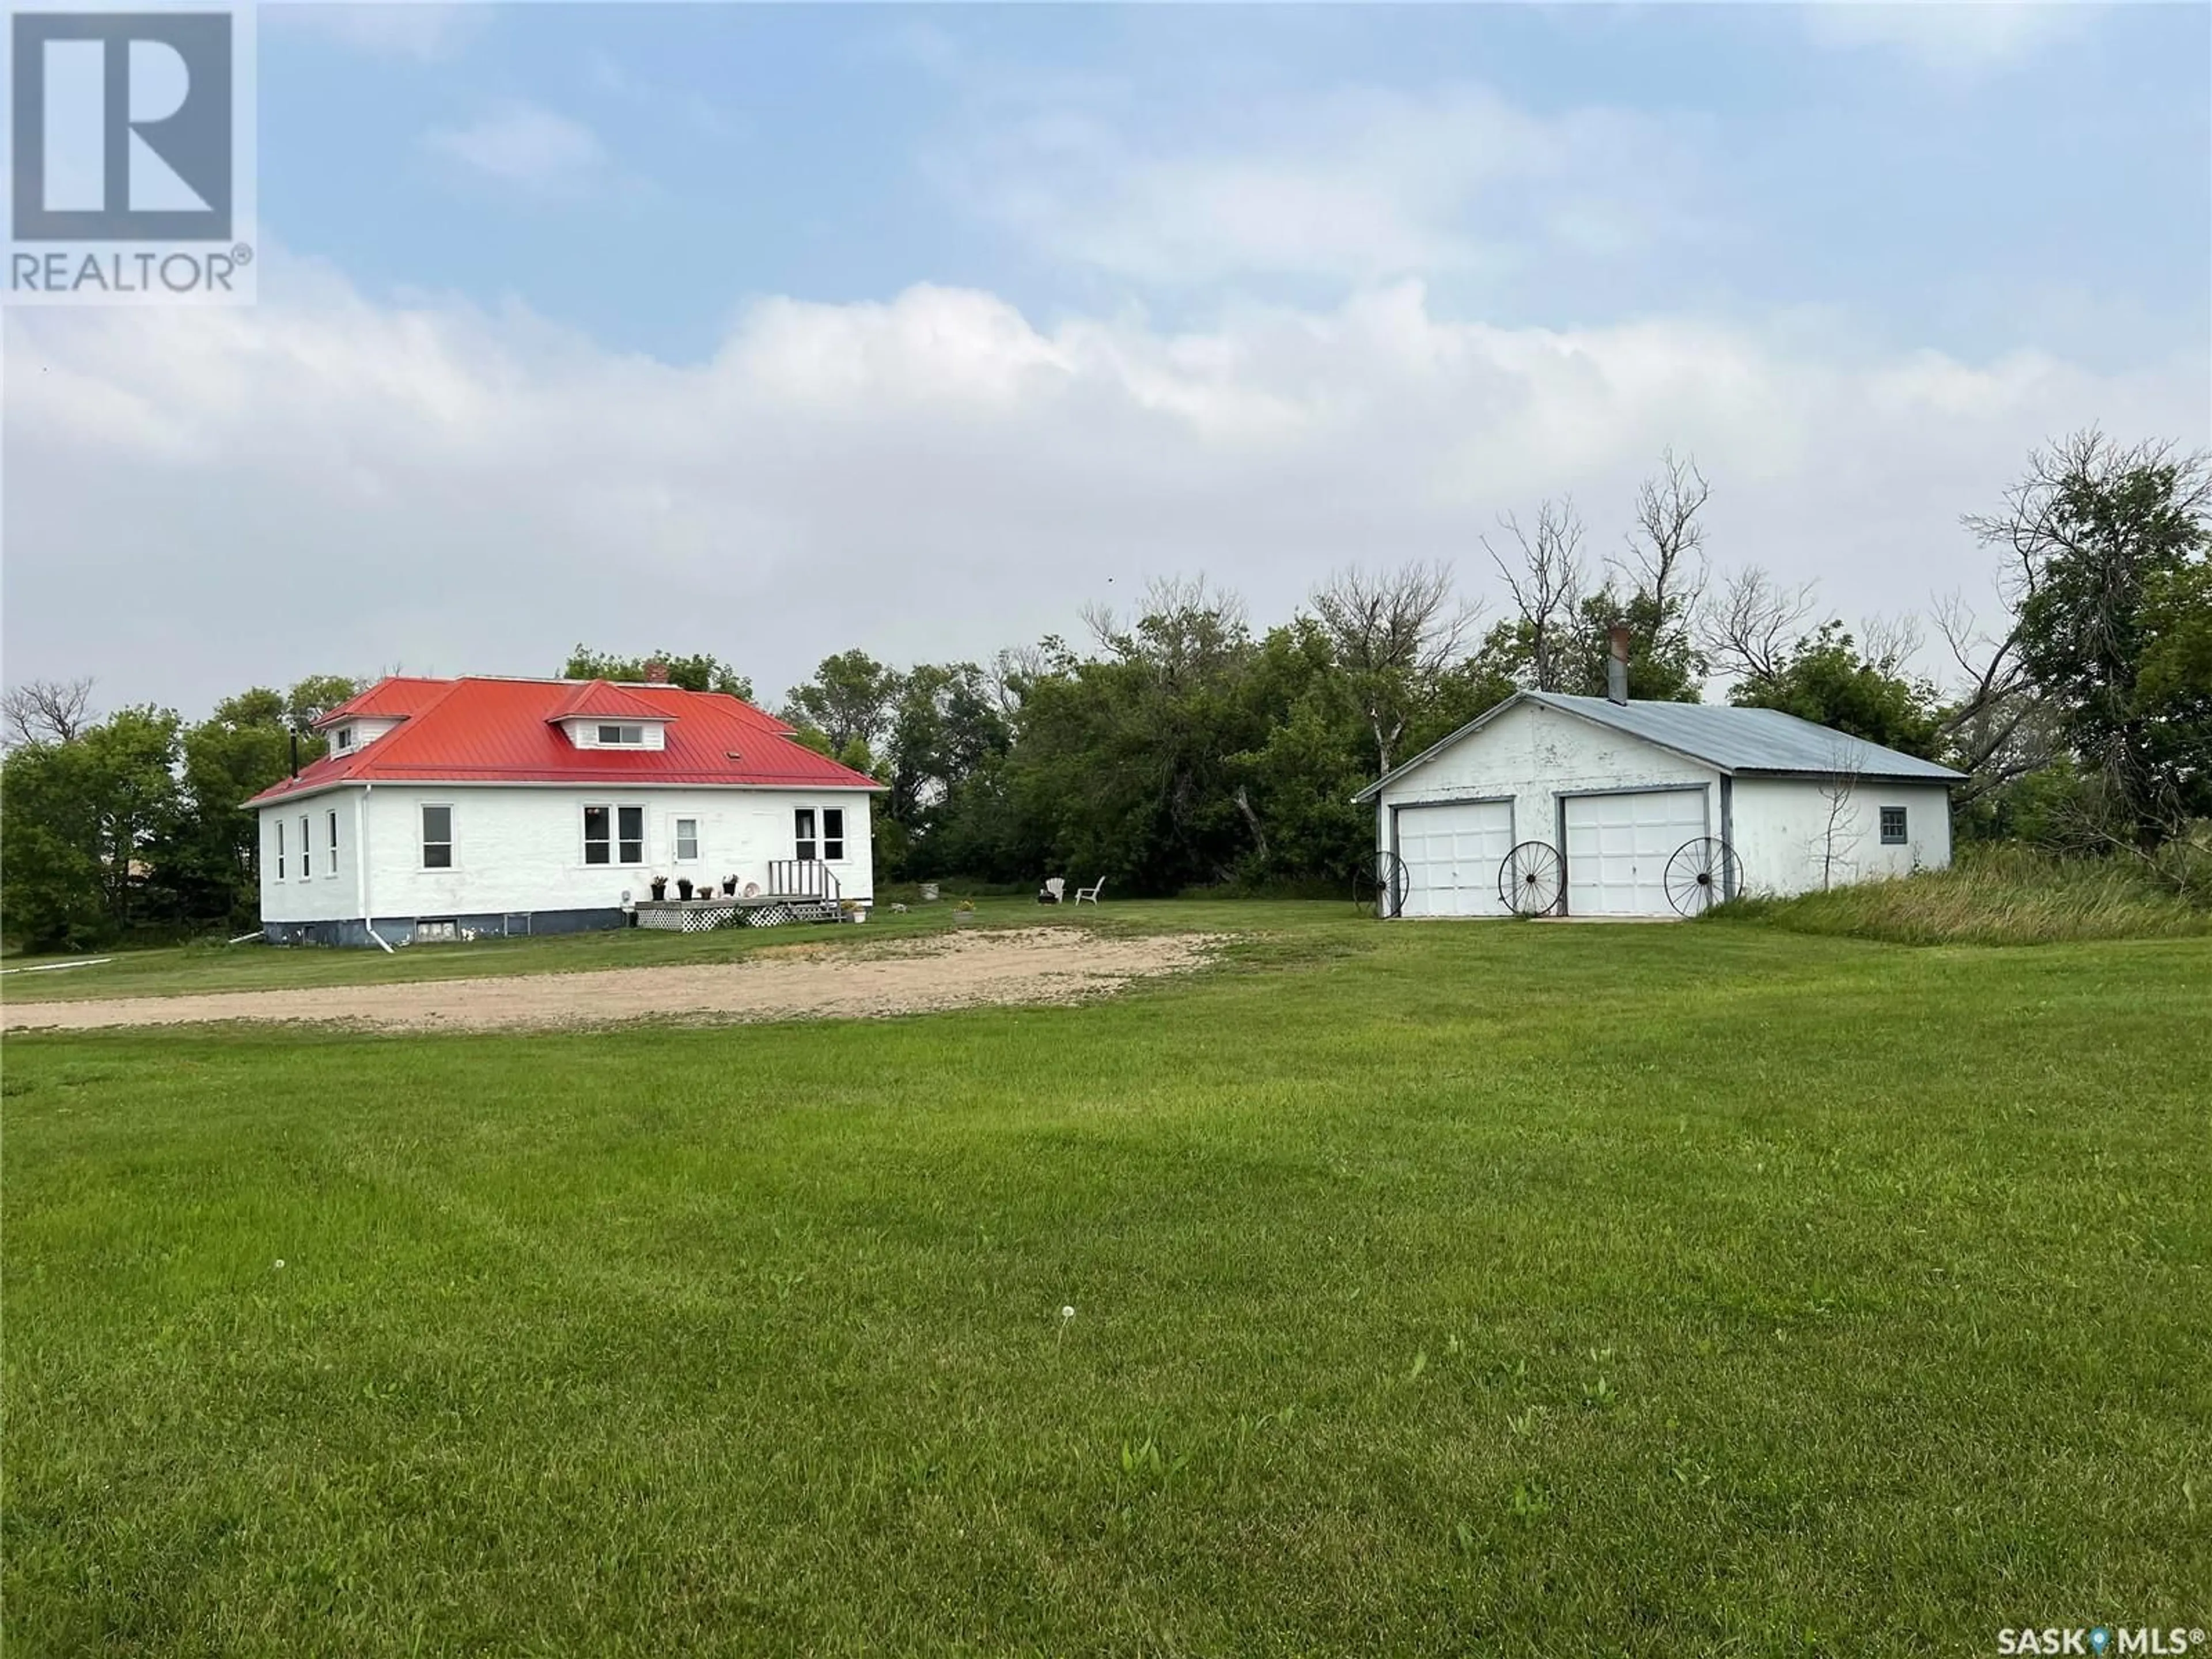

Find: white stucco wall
260;784;874;923
1728;777;1953;898
258;796;365;923
1376;699;1721;865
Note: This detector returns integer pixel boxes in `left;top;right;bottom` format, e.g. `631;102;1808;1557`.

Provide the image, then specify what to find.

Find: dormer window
550;687;670;750
322;715;399;750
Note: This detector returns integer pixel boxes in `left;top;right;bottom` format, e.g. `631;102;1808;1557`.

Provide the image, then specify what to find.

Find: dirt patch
0;928;1226;1035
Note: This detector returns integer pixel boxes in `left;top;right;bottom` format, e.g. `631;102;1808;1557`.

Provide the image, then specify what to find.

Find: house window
422;804;453;869
794;808;816;862
275;819;286;880
334;726;355;751
823;807;845;862
1880;806;1908;845
597;724;644;746
300;816;312;878
327;810;340;874
675;817;700;862
584;805;645;865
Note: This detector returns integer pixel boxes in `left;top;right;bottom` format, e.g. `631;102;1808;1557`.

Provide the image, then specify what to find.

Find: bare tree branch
1312;560;1482;773
2;676;96;747
1483;499;1586;693
1813;739;1867;892
1619;449;1710;626
1857;612;1925;674
1698;567;1815;687
1963;427;2212;613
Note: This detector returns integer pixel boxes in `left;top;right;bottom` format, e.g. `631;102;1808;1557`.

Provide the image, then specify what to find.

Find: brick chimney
1605;622;1633;705
643;659;669;685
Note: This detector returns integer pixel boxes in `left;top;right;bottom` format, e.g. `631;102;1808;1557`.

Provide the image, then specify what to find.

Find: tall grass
1709;844;2212;946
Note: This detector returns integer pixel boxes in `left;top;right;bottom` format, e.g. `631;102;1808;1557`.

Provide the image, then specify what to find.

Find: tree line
5;430;2206;949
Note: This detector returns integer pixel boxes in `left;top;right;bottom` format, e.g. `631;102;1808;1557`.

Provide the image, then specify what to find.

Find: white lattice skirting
635;900;844;931
638;903;737;932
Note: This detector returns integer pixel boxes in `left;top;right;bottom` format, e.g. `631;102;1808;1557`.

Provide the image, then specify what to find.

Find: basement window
416;918;457;942
1880;806;1908;845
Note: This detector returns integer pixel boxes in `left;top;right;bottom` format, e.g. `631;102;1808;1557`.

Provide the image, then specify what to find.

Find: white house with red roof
247;671;882;946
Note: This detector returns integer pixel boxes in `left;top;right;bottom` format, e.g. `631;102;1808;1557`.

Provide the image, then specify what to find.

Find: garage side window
1880;806;1907;845
422;805;454;869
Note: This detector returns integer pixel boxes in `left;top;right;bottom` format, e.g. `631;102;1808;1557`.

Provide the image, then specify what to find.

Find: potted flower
649;874;668;902
953;897;977;926
676;877;694;900
722;874;738;897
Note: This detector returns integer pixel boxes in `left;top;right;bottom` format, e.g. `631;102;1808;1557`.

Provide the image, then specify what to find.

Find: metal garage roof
1528;693;1966;781
1354;691;1964;802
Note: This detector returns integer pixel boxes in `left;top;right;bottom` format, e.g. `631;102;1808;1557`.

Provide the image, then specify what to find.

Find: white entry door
1395;800;1515;917
1563;789;1710;917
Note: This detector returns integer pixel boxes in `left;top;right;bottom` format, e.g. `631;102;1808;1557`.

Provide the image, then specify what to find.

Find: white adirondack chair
1071;877;1106;905
1042;877;1067;903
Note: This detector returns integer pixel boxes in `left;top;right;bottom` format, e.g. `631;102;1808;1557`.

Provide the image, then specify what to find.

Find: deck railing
766;859;840;904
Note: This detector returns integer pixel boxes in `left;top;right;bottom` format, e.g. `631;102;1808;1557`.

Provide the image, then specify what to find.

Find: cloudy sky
5;2;2207;718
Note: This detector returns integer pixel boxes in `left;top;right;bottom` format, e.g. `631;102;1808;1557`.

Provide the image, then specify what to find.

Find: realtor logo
13;12;230;238
6;5;254;302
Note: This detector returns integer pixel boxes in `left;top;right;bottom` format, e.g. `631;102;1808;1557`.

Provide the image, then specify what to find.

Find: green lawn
5;906;2209;1655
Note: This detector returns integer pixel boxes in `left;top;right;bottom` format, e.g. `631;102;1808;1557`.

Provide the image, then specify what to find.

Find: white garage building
1355;691;1963;919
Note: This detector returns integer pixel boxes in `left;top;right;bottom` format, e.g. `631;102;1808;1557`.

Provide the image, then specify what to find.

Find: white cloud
3;266;2202;717
264;2;482;63
929;84;1707;288
1802;3;2093;75
424;102;610;198
588;54;741;143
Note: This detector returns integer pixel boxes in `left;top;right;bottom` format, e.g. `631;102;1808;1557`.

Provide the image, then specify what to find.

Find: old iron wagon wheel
1363;849;1411;918
1498;840;1565;916
1663;836;1741;916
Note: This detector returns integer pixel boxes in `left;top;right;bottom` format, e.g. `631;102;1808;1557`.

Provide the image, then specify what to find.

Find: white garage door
1563;789;1709;917
1396;800;1515;916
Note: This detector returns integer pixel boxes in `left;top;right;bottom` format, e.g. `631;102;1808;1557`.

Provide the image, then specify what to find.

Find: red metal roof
250;677;881;805
543;679;673;725
310;676;452;730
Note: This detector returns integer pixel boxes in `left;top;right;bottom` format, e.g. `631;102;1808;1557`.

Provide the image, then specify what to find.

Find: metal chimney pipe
1605;622;1632;704
290;730;301;777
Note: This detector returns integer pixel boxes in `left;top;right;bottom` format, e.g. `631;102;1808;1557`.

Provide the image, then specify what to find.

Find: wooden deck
634;895;847;931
